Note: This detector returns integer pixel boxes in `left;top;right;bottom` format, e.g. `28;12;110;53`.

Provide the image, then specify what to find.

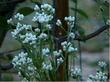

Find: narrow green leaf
17;7;34;16
71;8;89;19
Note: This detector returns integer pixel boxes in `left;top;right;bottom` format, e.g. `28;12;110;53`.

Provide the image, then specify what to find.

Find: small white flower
68;46;77;52
46;24;52;29
61;41;67;46
41;4;55;14
7;18;13;24
70;67;81;77
35;28;40;32
95;71;107;81
57;57;64;65
22;33;37;45
61;41;77;52
38;33;48;40
32;12;53;23
42;62;52;70
64;16;75;22
34;5;40;10
14;13;24;21
98;61;107;68
64;16;75;28
53;50;62;57
42;48;50;56
69;32;75;39
56;19;62;26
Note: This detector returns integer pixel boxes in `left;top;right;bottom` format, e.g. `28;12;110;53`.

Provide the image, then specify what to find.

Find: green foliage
17;7;34;16
30;0;42;3
0;16;10;30
71;8;89;19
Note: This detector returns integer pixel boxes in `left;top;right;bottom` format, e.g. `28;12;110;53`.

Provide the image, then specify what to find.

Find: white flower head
35;28;40;32
22;33;37;45
38;33;48;40
68;46;77;52
57;57;64;65
32;12;53;23
53;49;62;57
65;16;75;22
65;16;75;28
61;41;77;52
95;71;107;81
34;4;40;10
7;18;13;24
98;61;107;68
41;4;55;14
42;48;50;56
14;13;24;21
69;32;75;39
70;67;81;77
46;24;52;29
56;19;62;26
42;62;52;70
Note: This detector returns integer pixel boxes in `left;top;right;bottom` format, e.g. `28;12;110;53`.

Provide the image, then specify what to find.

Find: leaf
17;7;34;16
71;0;77;3
0;16;10;30
71;8;89;19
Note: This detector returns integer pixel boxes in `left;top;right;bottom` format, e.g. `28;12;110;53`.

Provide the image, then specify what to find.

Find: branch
55;25;109;42
0;48;22;56
75;25;109;41
0;63;13;70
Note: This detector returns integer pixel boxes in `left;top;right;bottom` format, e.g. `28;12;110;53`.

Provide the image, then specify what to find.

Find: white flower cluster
88;71;108;81
61;41;77;52
14;13;24;21
42;62;52;70
95;71;108;81
57;57;64;65
34;28;40;32
7;18;13;24
53;50;62;57
20;33;37;45
12;52;31;67
34;4;40;11
41;4;55;14
65;16;75;28
11;22;32;38
32;12;53;23
38;33;48;40
42;48;50;56
98;61;107;68
32;4;54;24
56;19;62;26
12;52;37;77
70;67;81;77
69;32;75;39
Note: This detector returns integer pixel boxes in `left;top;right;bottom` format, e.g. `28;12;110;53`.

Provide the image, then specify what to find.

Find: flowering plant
7;3;77;81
